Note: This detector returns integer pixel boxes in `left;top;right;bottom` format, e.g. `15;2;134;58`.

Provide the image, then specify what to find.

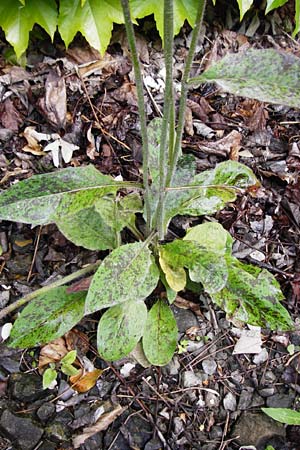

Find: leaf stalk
121;0;151;234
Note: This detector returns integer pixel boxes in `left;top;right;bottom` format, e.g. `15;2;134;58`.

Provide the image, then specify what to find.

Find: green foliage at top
189;49;300;109
3;0;300;58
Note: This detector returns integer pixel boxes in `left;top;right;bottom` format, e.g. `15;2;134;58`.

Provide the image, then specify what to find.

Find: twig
0;261;101;320
27;226;42;282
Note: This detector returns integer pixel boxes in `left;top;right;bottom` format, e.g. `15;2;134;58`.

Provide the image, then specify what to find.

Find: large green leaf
58;0;124;54
265;0;288;14
56;206;117;250
85;242;159;314
130;0;198;38
9;287;86;348
189;49;300;109
0;0;57;57
164;160;258;228
56;193;142;251
0;165;133;226
262;408;300;425
143;299;178;366
97;300;147;360
211;257;294;330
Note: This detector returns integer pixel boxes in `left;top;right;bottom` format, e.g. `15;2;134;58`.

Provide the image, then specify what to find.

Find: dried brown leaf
70;369;103;393
38;337;68;369
73;404;126;448
38;70;67;129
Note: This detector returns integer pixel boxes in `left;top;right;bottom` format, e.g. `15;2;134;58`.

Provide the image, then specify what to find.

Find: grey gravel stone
253;348;268;365
232;412;285;446
258;387;275;397
172;306;199;333
0;409;43;449
266;393;295;408
202;358;217;375
250;392;265;408
209;425;223;439
181;371;202;388
263;370;277;384
37;402;56;424
162;356;180;376
205;391;220;408
223;392;236;411
238;389;254;410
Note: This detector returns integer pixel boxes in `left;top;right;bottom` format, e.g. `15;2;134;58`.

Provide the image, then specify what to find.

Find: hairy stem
121;0;151;233
167;0;207;186
155;0;174;239
0;262;101;321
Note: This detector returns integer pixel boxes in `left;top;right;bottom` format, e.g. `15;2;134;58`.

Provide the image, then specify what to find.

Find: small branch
167;0;207;186
0;261;101;321
156;0;174;240
121;0;151;234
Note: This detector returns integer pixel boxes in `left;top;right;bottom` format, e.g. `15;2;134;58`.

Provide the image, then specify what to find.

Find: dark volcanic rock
37;402;56;424
0;409;43;449
9;372;47;402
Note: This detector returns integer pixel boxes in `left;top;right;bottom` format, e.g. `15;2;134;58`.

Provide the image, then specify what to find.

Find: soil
1;2;300;449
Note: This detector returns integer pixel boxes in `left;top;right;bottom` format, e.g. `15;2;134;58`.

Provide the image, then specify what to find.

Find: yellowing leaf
70;369;103;392
159;252;186;292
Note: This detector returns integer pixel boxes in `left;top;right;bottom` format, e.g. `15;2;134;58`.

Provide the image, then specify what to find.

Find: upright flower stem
156;0;174;239
166;0;207;186
121;0;151;233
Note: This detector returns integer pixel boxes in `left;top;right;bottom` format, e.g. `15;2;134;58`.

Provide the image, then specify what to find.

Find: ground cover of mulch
1;1;300;449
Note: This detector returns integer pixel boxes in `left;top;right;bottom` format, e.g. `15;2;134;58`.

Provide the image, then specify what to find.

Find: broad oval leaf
42;368;57;390
189;49;300;109
9;287;86;348
143;299;178;366
159;252;186;292
183;222;233;256
261;408;300;425
0;165;132;226
56;206;117;250
211;257;294;330
97;300;147;361
85;243;159;314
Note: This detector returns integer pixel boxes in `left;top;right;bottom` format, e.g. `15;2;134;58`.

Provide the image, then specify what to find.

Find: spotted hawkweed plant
1;0;298;365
